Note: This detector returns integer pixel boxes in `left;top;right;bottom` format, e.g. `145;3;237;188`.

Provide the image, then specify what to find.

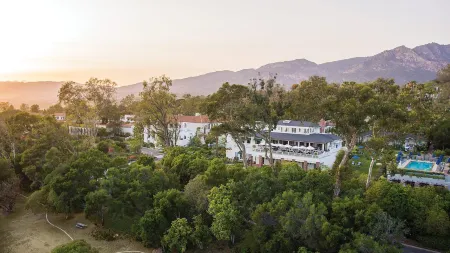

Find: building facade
144;114;219;147
226;120;343;169
53;113;66;121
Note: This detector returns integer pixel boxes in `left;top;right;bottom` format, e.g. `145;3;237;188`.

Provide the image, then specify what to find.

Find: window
284;127;288;132
292;128;296;133
246;138;251;144
255;138;262;144
280;127;283;132
303;128;307;133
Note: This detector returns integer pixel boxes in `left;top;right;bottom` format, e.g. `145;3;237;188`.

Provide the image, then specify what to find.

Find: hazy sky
0;0;448;85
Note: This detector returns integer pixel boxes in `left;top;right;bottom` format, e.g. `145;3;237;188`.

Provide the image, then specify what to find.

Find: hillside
1;42;449;107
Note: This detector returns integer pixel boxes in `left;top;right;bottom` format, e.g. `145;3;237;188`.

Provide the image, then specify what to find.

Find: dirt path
0;198;152;253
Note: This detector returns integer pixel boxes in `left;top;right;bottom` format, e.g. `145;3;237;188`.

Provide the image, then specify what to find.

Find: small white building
120;114;135;123
226;120;343;169
53;113;66;121
144;113;219;147
121;123;135;136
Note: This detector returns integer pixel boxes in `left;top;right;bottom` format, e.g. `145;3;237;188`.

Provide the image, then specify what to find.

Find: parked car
75;223;88;229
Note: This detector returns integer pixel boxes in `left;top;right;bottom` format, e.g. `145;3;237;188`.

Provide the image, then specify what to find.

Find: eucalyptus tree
204;83;254;168
58;78;117;137
137;75;179;147
247;76;288;168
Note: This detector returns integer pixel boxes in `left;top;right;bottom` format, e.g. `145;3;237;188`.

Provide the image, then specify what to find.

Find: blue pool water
405;161;433;171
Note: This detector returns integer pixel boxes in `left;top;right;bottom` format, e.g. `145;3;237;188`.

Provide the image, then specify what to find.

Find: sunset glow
0;0;449;84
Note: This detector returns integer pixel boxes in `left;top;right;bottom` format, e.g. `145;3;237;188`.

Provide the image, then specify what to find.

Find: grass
0;197;152;253
349;155;381;178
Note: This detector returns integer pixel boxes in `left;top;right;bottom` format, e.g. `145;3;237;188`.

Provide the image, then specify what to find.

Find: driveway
402;244;441;253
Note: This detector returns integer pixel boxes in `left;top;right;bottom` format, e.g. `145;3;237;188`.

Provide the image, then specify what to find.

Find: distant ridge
1;42;449;107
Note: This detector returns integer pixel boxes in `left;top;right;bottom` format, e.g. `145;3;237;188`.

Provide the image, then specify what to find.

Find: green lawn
349;155;381;177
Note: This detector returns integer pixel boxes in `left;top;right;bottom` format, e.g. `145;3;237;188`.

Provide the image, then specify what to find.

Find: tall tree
30;104;40;113
58;78;117;136
248;76;288;168
19;103;30;112
137;75;179;147
323;82;375;197
0;102;15;112
205;83;253;168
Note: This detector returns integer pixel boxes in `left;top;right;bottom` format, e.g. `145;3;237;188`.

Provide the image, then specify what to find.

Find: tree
137;75;179;147
248;76;288;168
19;103;30;112
30;104;40;113
190;214;212;249
208;180;240;244
46;149;111;217
177;94;206;116
0;158;19;213
205;83;254;167
364;79;408;187
44;103;64;115
162;218;193;253
424;205;450;236
51;239;99;253
428;118;450;150
323;82;375;197
85;189;111;226
118;94;139;115
340;233;401;253
184;176;209;213
0;102;14;112
136;209;170;247
435;64;450;115
58;78;117;136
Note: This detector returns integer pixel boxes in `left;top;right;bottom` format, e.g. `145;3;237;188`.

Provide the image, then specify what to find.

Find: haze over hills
1;43;449;108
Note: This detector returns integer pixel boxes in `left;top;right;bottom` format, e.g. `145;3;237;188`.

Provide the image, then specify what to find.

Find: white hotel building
226;120;343;169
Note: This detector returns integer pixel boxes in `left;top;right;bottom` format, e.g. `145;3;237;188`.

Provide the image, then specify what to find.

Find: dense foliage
1;66;450;252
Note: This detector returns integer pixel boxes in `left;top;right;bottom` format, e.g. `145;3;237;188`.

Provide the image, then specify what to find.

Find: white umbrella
299;145;306;149
292;146;300;149
272;144;280;147
284;144;292;148
306;146;315;150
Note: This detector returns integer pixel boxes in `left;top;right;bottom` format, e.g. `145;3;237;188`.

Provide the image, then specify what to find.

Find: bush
434;149;446;157
90;228;117;241
51;239;99;253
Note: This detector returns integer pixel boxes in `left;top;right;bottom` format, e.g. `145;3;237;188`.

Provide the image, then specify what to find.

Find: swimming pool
405;161;433;171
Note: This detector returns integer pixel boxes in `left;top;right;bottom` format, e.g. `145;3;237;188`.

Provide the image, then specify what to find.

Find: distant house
120;114;135;123
121;123;134;136
53;113;66;121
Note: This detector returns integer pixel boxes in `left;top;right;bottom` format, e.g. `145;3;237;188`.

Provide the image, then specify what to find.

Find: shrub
90;228;117;241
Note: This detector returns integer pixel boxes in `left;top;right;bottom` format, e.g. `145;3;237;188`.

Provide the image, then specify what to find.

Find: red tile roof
177;115;211;123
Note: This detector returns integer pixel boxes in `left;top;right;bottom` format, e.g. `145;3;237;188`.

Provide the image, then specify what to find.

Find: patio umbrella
292;146;300;149
284;144;292;148
306;146;315;150
299;145;306;149
352;155;360;160
272;144;280;147
358;146;364;149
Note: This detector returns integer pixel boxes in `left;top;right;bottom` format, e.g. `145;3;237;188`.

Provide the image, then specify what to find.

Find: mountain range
1;42;449;108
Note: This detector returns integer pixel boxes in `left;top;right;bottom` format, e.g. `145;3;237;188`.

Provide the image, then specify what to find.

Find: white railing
252;147;333;159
